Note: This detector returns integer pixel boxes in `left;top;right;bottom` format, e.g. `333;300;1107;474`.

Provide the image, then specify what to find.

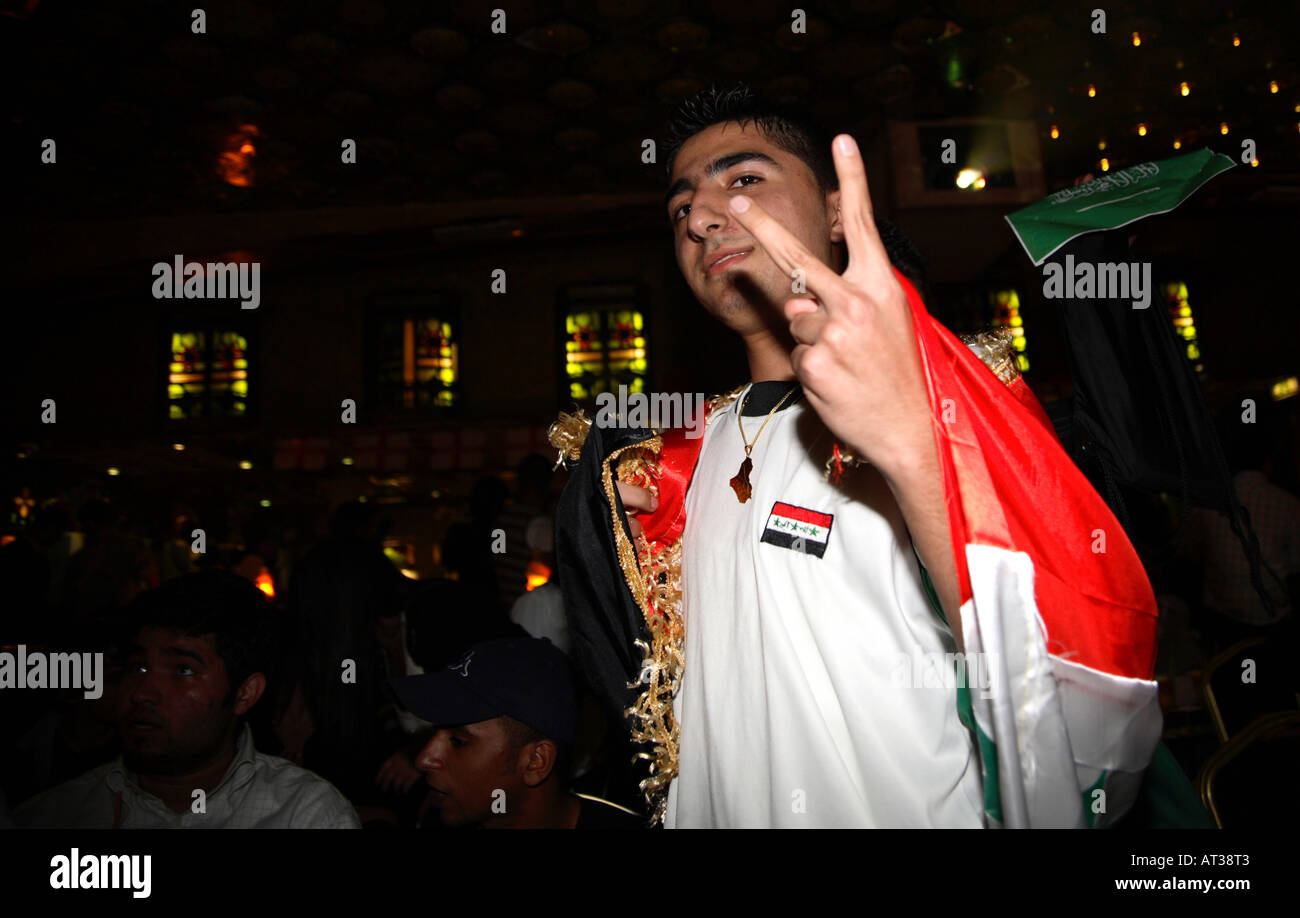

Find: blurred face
117;627;239;776
665;121;843;335
414;718;526;828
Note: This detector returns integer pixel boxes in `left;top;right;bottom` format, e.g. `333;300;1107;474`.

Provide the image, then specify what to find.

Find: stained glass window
990;289;1028;372
168;329;249;420
564;305;647;401
1165;282;1202;373
378;316;458;410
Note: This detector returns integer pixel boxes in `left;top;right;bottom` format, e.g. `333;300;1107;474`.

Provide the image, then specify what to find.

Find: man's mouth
124;710;165;733
706;248;753;277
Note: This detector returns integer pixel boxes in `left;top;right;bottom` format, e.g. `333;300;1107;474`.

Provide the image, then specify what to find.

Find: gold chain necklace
729;383;798;503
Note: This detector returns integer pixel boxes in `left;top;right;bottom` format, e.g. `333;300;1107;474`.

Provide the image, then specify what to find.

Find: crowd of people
0;453;644;829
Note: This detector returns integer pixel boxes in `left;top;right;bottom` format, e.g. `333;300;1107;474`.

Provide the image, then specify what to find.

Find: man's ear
827;188;845;244
232;673;267;717
520;740;558;788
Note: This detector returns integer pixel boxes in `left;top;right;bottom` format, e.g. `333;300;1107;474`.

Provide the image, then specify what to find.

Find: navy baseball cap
388;636;578;746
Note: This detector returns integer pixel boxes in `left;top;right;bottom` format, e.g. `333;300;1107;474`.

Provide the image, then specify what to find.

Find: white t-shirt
664;384;984;828
509;581;572;655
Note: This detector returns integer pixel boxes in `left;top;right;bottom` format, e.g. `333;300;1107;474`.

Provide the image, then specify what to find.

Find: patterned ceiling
7;0;1298;224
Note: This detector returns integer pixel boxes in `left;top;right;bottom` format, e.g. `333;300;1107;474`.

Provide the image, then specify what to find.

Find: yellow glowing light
1233;34;1241;47
525;561;552;592
1179;82;1190;96
341;456;354;466
1098;139;1107;151
1250;158;1259;167
172;442;185;451
106;467;121;477
1050;125;1059;139
1100;158;1110;172
1173;140;1182;150
1131;32;1141;47
239;460;253;470
255;568;275;598
955;167;985;189
1087;84;1096;98
1272;377;1299;401
1138;123;1147;136
1220;122;1229;135
1270;80;1279;94
259;498;271;508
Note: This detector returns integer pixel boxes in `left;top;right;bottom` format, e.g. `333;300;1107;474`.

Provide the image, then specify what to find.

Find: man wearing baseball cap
389;635;642;829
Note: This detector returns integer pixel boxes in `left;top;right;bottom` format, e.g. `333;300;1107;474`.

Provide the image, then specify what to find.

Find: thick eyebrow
160;646;206;665
664;150;784;209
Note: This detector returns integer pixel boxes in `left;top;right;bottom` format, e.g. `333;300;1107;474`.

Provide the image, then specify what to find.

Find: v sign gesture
726;134;933;474
725;133;963;646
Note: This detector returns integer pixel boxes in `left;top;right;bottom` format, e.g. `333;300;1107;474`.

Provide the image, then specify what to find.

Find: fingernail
650;495;659;509
729;196;750;213
836;135;856;156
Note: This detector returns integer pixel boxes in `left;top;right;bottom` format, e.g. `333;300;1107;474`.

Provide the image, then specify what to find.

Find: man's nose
687;190;738;239
414;735;445;772
127;669;163;705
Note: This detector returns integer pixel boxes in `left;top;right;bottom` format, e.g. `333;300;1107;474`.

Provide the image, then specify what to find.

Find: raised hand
725;134;933;476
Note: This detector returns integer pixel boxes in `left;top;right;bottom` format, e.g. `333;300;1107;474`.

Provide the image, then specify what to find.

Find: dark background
2;0;1298;827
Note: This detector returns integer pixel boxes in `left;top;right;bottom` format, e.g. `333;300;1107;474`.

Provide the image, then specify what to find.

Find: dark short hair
499;714;572;784
664;82;929;296
665;82;838;195
122;569;276;705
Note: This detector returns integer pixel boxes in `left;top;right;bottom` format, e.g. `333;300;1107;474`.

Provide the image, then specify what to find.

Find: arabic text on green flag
1005;149;1235;265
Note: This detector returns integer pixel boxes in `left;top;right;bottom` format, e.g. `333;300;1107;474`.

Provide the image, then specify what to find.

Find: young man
15;570;359;828
552;84;1162;828
389;636;642;829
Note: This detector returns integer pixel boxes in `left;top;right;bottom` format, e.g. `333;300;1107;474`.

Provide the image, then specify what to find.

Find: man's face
117;627;238;776
665;121;843;335
414;717;525;828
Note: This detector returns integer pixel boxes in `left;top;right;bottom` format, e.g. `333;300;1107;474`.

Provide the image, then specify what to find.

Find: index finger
727;195;846;308
829;134;893;286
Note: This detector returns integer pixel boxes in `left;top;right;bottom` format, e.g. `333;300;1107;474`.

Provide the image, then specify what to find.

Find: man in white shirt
611;84;976;828
15;570;359;829
554;83;1160;828
660;379;983;826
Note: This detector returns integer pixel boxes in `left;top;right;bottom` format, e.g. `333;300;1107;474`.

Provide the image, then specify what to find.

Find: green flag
1005;148;1235;265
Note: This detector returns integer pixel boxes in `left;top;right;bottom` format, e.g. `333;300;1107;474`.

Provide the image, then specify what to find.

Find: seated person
389;635;641;829
14;570;359;828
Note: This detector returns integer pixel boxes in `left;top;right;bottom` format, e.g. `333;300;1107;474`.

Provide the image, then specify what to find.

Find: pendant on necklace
730;456;753;503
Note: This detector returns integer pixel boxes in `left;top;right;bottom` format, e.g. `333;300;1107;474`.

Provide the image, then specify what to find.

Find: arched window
560;284;648;403
1164;282;1202;374
377;316;458;410
168;328;250;420
990;289;1028;372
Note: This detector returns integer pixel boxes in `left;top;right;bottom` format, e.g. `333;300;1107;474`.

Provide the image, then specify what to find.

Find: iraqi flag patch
760;501;834;558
